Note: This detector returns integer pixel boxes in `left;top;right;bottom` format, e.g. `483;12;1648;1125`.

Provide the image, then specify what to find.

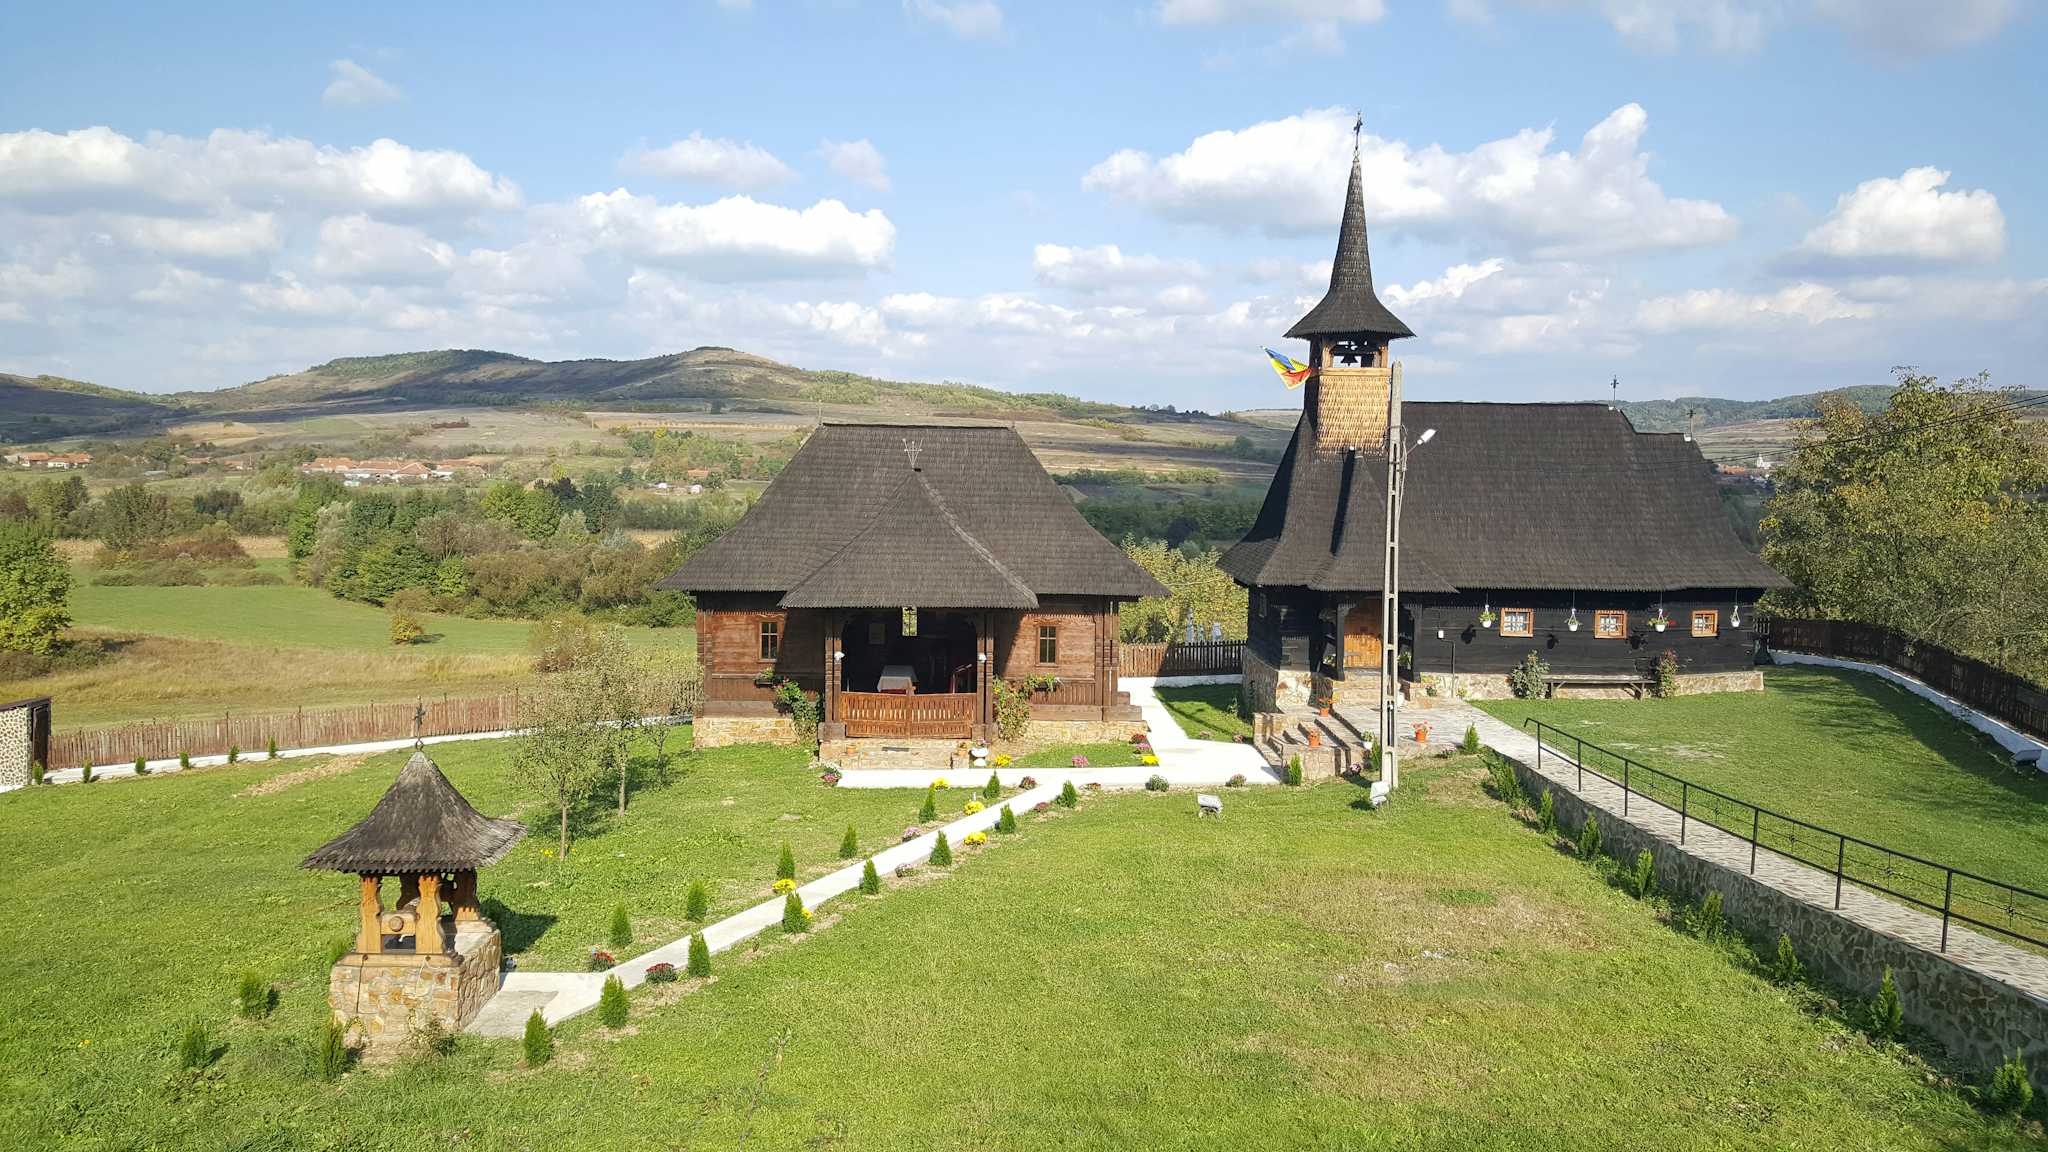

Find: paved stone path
1437;700;2048;1001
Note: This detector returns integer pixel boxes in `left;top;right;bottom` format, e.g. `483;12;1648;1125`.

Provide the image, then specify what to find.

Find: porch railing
839;691;977;739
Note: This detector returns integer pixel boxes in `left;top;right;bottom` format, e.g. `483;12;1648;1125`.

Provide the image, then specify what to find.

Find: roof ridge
909;472;1036;603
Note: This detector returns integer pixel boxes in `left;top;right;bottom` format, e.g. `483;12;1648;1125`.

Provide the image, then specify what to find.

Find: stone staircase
818;737;975;772
1254;707;1377;780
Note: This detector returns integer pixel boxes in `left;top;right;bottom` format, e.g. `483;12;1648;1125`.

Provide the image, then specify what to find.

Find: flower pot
1413;723;1430;743
1654;622;1667;633
1567;620;1580;632
1306;731;1322;749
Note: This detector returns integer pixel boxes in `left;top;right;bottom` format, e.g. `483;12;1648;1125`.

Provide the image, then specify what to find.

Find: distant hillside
182;346;1138;422
1615;386;1904;433
0;373;180;440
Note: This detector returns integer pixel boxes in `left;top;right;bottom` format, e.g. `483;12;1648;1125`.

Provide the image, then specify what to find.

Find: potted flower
1566;610;1581;633
1306;730;1322;749
1650;610;1671;633
1479;608;1496;630
1413;722;1431;743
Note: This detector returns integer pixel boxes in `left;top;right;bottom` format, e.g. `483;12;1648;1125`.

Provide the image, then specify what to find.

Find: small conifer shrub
1989;1049;2033;1115
29;759;44;785
318;1018;352;1081
839;824;859;859
227;745;240;764
134;755;148;777
178;1020;212;1071
1629;850;1656;899
859;857;881;895
1538;790;1556;833
412;1015;458;1058
1226;773;1246;787
179;750;192;770
1770;933;1804;984
522;1010;552;1067
1697;890;1725;939
997;804;1017;834
1145;774;1169;792
267;736;279;759
781;891;810;933
918;787;938;822
609;903;633;948
597;975;629;1028
687;932;712;978
1577;813;1602;860
237;972;270;1019
80;762;93;785
1285;756;1303;786
776;842;796;882
1056;780;1079;808
1368;740;1383;774
984;771;1001;800
685;879;709;922
1867;967;1904;1040
1461;724;1480;754
930;830;953;867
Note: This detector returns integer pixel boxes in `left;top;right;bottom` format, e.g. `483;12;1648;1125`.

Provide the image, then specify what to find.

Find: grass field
1155;683;1255;742
1477;665;2048;898
1;740;2029;1150
2;570;694;729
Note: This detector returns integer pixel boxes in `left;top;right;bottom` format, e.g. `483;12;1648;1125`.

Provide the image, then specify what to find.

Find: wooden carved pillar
416;872;445;954
978;611;994;735
356;874;383;955
1331;600;1351;681
450;870;481;923
398;873;421;908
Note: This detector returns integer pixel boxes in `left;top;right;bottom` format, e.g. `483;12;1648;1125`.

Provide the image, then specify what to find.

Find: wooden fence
1764;617;2048;742
47;681;704;771
1118;640;1244;678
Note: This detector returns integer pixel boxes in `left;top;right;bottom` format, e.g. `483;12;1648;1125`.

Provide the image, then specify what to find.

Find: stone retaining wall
1241;648;1311;713
1502;753;2048;1094
693;714;798;748
330;922;504;1046
0;705;31;790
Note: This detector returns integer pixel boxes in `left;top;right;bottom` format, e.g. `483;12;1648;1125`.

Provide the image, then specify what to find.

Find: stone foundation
693;713;798;748
1241;647;1312;714
0;705;31;789
329;921;503;1046
1022;718;1149;746
1409;669;1763;703
1669;669;1764;695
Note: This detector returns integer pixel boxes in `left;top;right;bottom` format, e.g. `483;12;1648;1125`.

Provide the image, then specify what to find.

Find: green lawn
0;740;2026;1150
1155;683;1255;742
1477;665;2048;898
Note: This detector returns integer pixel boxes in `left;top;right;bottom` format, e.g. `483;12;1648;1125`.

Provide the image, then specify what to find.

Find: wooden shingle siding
1409;593;1757;676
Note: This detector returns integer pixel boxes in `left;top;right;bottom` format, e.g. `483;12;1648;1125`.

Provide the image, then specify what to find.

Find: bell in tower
1285;133;1414;456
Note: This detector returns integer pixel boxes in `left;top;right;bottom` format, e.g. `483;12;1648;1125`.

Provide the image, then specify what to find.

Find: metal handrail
1520;717;2048;954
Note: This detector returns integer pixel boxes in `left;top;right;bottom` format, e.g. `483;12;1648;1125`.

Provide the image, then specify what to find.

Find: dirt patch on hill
238;753;365;798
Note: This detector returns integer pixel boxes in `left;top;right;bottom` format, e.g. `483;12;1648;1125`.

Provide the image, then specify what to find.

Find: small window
1691;610;1719;638
1594;610;1626;639
1500;608;1533;637
1037;625;1058;665
759;619;780;661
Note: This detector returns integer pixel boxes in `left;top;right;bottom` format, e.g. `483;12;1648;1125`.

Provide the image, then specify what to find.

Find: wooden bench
1541;673;1655;700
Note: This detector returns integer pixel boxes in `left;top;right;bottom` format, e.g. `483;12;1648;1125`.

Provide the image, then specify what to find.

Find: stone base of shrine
329;921;503;1046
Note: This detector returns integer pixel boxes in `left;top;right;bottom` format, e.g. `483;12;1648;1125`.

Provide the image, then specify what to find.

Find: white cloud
1512;1;2015;57
1032;244;1204;292
1592;0;1772;54
904;0;1005;39
623;134;795;191
1383;258;1506;306
1797;167;2004;266
0;259;93;304
322;59;402;107
312;214;457;283
1811;0;2016;54
1156;0;1385;24
820;139;891;193
1084;104;1734;257
627;271;902;353
0;127;520;216
1634;282;1875;332
573;189;895;279
109;211;283;261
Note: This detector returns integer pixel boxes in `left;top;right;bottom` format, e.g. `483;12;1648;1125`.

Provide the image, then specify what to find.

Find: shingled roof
1284;149;1413;342
302;751;526;874
659;423;1167;606
1219;403;1787;594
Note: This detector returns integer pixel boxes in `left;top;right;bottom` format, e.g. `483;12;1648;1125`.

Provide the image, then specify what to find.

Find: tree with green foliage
597;975;629;1028
781;891;809;933
685;879;709;921
522;1010;552;1067
1867;967;1904;1040
513;678;607;859
859;858;881;895
839;824;859;859
776;842;797;882
1116;538;1248;644
930;831;952;867
609;903;633;948
97;482;170;551
1577;813;1602;860
0;521;71;654
983;771;1001;800
1989;1049;2033;1115
1770;933;1805;984
1764;370;2048;681
997;805;1017;834
178;1021;211;1071
918;786;938;822
1057;780;1079;808
687;932;712;977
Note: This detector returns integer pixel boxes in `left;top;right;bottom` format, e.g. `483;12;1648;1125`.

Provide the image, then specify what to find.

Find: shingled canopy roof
302;751;526;874
660;423;1167;606
1219;403;1788;594
1284;149;1413;342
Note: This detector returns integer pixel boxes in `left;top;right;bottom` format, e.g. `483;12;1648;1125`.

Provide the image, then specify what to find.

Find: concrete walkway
471;776;1072;1033
1436;699;2048;1002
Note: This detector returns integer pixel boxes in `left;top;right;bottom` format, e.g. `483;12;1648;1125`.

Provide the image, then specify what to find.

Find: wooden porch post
416;873;445;954
1331;599;1351;682
356;874;383;954
450;870;480;923
822;610;839;731
978;610;994;736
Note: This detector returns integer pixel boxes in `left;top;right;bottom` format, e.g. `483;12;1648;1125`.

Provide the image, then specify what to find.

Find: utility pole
1378;363;1404;791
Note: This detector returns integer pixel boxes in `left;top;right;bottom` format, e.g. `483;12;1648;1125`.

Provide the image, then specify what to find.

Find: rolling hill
0;373;181;440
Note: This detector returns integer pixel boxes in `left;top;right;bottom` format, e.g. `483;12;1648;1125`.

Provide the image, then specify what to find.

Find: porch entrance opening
836;609;980;738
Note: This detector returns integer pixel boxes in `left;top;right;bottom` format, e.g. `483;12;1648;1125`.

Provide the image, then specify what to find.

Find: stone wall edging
1773;651;2046;767
1501;752;2048;1095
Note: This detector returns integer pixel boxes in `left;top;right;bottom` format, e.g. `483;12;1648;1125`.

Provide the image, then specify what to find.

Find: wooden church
1220;148;1787;709
659;424;1164;749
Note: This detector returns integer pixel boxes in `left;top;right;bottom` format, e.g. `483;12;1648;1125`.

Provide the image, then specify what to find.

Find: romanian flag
1265;347;1312;389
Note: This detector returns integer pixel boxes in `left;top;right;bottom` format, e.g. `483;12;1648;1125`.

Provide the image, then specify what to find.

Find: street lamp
1377;397;1436;794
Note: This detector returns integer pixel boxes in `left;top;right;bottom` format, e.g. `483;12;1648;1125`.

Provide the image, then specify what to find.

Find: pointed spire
1284;142;1413;341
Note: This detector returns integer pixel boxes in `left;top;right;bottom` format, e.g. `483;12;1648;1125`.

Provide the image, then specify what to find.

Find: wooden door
1342;610;1381;670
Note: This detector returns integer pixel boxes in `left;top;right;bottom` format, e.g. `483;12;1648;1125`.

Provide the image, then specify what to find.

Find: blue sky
0;0;2040;410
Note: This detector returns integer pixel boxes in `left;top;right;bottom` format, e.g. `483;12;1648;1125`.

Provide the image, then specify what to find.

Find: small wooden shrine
302;749;525;1042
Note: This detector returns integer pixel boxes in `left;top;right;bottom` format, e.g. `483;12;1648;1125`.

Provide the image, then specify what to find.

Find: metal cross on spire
1610;376;1620;410
901;437;922;471
412;701;426;749
1352;111;1363;156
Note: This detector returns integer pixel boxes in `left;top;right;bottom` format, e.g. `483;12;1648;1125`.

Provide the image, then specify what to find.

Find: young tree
643;653;699;774
514;679;606;859
0;522;72;655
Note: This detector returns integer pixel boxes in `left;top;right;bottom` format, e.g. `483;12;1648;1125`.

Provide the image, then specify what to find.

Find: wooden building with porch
658;424;1164;749
1221;146;1787;711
